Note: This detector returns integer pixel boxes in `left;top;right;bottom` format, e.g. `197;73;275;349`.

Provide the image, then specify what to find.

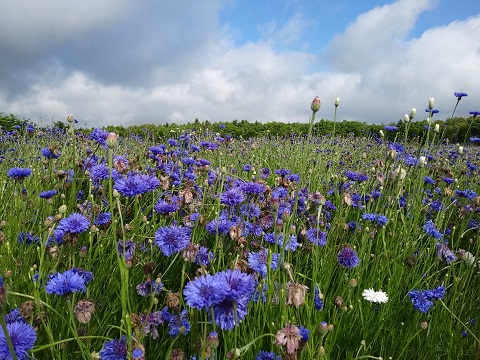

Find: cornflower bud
311;96;321;113
67;115;74;123
106;132;119;148
410;108;416;119
434;124;440;133
404;114;410;123
428;98;434;110
335;97;340;107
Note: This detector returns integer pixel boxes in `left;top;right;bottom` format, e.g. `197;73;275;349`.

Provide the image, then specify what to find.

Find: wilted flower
275;323;301;354
286;282;308;308
74;300;96;324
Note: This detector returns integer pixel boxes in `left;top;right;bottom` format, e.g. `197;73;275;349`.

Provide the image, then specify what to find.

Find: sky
0;0;479;128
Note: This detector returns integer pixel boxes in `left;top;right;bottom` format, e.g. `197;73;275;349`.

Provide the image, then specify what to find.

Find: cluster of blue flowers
183;269;256;330
408;286;446;314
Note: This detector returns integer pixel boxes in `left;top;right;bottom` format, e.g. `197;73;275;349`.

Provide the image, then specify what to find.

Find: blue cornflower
154;199;179;214
469;111;480;118
41;147;61;159
454;92;468;100
243;164;252;172
220;269;256;300
7;167;32;181
167;308;190;337
362;213;388;226
114;173;160;197
136;280;163;297
0;318;37;360
220;188;246;207
260;167;271;179
408;286;445;314
205;216;235;235
274;168;291;177
117;240;135;260
423;220;443;240
256;350;282;360
46;269;90;296
240;181;266;195
154;225;191;256
183;273;228;310
305;228;327;246
90;164;110;184
94;212;111;226
384;125;397;131
89;128;109;148
337;247;360;269
39;189;57;199
17;232;40;245
212;296;249;330
442;177;455;185
248;249;280;277
424;176;435;185
195;246;215;266
314;285;324;310
99;335;127;360
54;213;90;243
299;326;310;342
436;242;456;264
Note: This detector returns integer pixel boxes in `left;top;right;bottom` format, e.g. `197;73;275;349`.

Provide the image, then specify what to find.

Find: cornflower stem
333;104;338;138
107;147;132;354
0;309;18;360
438;299;480;343
305;111;317;166
65;297;89;360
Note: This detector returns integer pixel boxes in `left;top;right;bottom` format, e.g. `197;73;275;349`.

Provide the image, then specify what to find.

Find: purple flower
454;92;468;100
384;125;397;131
154;225;191;256
166;308;190;336
212;297;249;330
436;242;456;264
260;168;271;179
306;228;327;246
117;240;135;260
337;247;360;269
7;167;32;181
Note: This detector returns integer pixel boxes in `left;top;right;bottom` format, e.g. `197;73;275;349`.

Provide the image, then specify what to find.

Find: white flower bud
458;146;464;154
410;108;416;119
428;98;434;110
379;130;384;137
404;114;410;123
419;156;426;165
434;124;440;133
335;97;340;107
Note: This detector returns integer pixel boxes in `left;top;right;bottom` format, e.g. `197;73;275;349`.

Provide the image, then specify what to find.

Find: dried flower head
275;323;301;355
286;282;308;308
74;300;96;324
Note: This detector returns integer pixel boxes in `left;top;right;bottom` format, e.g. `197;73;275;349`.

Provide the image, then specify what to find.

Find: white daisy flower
362;288;388;303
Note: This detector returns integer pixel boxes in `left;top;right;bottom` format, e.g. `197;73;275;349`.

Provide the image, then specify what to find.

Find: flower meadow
0;97;479;360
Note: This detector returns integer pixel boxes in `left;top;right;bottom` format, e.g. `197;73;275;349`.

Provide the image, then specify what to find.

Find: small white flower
419;156;426;165
404;114;410;123
429;98;434;109
335;97;340;106
379;130;384;137
434;124;440;133
410;108;416;119
458;146;464;154
362;288;389;303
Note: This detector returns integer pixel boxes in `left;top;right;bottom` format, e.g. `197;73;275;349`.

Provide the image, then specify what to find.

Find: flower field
0;100;479;359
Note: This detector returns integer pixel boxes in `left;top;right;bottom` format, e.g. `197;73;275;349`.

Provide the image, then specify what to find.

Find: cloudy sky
0;0;479;128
